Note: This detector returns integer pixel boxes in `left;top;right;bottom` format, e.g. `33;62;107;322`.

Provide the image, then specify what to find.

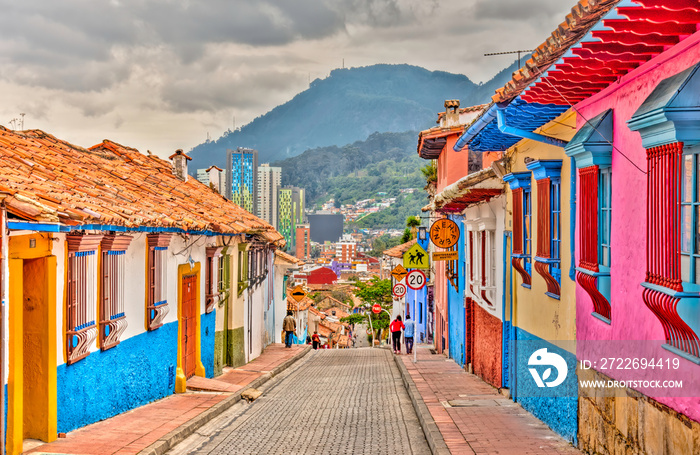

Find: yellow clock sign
430;219;460;249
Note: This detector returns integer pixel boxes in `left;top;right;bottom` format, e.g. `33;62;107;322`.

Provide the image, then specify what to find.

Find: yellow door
7;234;57;455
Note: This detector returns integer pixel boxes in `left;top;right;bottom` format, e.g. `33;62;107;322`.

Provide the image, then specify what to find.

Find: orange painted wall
436;135;470;192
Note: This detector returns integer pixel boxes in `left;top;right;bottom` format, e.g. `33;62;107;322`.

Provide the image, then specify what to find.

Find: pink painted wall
437;135;469;192
574;33;700;420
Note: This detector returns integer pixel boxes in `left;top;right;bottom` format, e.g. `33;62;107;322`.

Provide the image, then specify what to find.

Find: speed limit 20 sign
406;270;427;290
392;283;407;298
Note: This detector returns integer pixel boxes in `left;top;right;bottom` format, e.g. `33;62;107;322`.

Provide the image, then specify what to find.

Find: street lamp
418;226;427;241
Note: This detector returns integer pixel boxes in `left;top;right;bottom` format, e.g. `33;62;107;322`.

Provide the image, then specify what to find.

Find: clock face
430;219;460;249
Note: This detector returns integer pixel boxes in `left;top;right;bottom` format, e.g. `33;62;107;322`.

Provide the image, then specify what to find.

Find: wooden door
182;274;197;378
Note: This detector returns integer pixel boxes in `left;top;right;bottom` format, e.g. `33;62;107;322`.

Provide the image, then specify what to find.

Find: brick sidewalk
399;345;581;455
27;344;307;455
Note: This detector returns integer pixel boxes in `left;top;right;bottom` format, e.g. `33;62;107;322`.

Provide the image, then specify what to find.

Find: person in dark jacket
283;311;296;348
389;315;405;354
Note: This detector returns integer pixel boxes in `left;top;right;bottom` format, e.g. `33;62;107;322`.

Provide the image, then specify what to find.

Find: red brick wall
472;302;502;388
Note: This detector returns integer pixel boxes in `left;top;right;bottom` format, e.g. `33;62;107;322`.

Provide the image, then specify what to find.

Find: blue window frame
523;186;532;276
550;178;561;284
599;167;612;268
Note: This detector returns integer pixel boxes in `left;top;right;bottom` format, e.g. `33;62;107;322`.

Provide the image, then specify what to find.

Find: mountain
271;131;428;229
189;61;523;169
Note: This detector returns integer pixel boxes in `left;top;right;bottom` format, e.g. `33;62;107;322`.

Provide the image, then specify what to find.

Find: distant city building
295;224;311;260
308;213;344;243
257;163;281;226
196;168;209;186
278;186;305;250
226;147;258;214
335;242;356;263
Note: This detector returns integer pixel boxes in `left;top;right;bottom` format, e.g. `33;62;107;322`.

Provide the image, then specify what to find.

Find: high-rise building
196;168;209;186
295;224;311;261
226;147;258;214
256;163;281;226
278;186;305;250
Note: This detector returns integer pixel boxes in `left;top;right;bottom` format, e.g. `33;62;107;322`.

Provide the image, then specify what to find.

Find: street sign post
391;264;408;282
372;304;381;314
392;282;407;298
290;285;307;302
402;244;429;269
406;269;427;290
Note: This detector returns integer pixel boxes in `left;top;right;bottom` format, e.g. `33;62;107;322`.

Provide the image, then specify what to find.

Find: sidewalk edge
138;346;312;455
394;354;451;455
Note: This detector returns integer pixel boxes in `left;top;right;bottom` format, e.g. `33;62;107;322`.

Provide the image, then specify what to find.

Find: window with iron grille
504;172;532;287
526;159;563;299
238;243;248;295
147;233;172;331
205;246;224;313
66;234;103;364
99;235;133;350
465;228;497;307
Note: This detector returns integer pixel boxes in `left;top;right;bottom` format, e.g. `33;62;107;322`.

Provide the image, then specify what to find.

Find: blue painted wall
512;327;578;444
448;215;466;366
201;312;216;378
57;321;178;433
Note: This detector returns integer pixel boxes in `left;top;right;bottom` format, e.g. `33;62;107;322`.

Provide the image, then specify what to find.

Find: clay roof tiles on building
492;0;700;105
0;127;284;245
383;239;417;258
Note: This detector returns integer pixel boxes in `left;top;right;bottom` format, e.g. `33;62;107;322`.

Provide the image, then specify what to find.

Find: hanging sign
430;219;460;249
432;251;459;261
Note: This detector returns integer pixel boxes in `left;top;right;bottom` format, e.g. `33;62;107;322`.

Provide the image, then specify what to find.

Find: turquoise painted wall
201;312;215;378
56;321;178;433
512;327;578;444
448;214;466;366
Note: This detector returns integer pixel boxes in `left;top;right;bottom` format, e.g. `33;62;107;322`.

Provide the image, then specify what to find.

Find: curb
138;346;312;455
394;354;451;455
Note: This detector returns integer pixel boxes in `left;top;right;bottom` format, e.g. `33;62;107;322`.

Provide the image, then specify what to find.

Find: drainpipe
569;158;576;281
453;104;499;152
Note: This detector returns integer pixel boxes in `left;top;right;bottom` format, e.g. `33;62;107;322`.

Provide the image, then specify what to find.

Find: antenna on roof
20;113;25;130
484;49;534;69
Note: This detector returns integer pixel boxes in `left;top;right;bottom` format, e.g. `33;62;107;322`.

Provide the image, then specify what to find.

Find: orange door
182;274;197;378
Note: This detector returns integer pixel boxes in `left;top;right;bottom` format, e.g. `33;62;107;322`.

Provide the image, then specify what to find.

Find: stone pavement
27;344;308;455
397;344;582;455
167;348;430;455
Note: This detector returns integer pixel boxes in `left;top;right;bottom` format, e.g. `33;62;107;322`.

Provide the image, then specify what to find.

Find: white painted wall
463;195;506;321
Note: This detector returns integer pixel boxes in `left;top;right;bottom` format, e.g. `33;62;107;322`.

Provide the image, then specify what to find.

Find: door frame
175;262;204;393
7;233;58;455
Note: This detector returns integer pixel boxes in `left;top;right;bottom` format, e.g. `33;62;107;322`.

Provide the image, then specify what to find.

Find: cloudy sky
0;0;571;157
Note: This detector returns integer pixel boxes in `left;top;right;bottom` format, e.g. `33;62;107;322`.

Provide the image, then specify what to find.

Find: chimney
169;149;192;181
206;165;223;194
443;99;460;127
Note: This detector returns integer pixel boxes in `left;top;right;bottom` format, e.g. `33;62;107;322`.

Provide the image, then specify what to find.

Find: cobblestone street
167;349;430;455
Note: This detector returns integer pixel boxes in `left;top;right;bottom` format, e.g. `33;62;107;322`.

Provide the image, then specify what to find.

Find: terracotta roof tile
383;239;417;258
0;127;284;245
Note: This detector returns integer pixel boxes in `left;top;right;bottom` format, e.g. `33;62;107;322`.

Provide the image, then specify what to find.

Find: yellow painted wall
506;111;578;343
7;234;57;455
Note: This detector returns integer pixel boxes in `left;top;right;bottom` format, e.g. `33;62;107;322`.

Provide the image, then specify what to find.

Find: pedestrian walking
312;331;321;350
404;313;415;354
389;315;405;354
283;310;296;348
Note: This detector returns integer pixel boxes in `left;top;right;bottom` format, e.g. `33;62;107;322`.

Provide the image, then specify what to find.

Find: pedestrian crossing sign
403;244;429;269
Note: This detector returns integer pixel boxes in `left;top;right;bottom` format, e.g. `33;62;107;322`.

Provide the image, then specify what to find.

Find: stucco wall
448;214;466;365
473;302;502;388
437;135;470;193
573;32;700;423
57;320;178;433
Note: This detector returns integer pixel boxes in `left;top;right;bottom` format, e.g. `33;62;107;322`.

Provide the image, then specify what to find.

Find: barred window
100;235;133;350
147;234;172;330
66;234;103;364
